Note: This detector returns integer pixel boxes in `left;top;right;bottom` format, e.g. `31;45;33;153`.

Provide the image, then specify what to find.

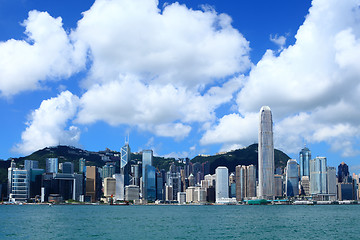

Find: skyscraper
327;167;337;199
258;106;274;199
120;142;131;185
235;165;246;201
142;150;153;200
24;160;39;171
145;165;156;201
215;166;229;203
104;177;116;198
299;146;311;177
246;165;257;198
79;158;86;173
46;158;58;173
285;159;299;197
338;162;349;183
309;157;327;195
235;165;256;200
85;166;98;202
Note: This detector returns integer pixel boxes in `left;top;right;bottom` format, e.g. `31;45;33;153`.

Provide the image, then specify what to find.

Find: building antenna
125;132;130;144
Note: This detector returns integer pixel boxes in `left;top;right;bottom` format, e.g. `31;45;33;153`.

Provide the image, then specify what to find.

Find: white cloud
73;0;250;89
200;113;258;146
152;123;191;140
76;75;243;139
219;143;244;153
13;91;80;155
270;34;286;49
201;0;360;157
0;11;85;97
237;0;360;117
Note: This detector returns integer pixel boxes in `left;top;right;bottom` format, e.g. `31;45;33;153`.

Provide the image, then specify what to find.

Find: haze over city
1;0;360;173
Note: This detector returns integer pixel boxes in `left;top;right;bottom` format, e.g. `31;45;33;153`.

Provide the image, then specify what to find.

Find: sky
1;0;360;173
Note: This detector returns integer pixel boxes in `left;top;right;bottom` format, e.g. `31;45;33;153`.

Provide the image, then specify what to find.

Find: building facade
142;150;153;199
215;166;229;203
46;158;58;174
299;147;311;177
309;157;327;195
258;106;274;199
285;159;299;197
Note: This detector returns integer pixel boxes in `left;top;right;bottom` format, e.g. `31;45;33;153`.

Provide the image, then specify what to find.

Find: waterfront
0;205;358;239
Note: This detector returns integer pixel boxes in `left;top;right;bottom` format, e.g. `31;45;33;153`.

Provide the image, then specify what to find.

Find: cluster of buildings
4;106;360;204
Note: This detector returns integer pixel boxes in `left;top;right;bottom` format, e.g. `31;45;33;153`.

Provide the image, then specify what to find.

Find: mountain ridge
0;144;291;183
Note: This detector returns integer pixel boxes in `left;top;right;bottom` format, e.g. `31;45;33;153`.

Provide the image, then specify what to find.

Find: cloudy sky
1;0;360;172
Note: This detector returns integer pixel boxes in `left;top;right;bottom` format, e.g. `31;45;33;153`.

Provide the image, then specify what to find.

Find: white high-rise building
258;106;274;199
215;166;229;203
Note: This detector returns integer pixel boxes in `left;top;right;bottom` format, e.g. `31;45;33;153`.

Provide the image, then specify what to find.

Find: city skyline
1;0;360;174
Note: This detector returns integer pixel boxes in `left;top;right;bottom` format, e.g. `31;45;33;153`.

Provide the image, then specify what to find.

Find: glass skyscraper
121;142;131;185
24;160;39;171
299;146;311;177
309;157;327;195
145;165;156;201
258;106;274;199
285;159;299;197
46;158;58;173
215;166;229;203
142;150;153;200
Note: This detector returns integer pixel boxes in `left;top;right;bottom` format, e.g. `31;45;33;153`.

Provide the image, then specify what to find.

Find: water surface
0;205;357;239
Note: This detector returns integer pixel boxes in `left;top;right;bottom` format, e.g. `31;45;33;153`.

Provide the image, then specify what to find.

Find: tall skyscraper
145;165;156;201
85;166;98;202
299;146;311;177
215;166;229;203
309;157;327;195
114;173;124;201
46;158;58;173
142;150;153;199
338;162;349;183
120;141;131;185
235;165;246;201
285;159;299;197
246;165;257;198
327;167;337;199
258;106;274;199
235;165;256;201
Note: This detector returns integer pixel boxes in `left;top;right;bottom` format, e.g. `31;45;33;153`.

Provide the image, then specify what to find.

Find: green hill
0;144;291;184
192;144;290;174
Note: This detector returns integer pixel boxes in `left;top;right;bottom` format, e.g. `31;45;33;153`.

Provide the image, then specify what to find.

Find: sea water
0;205;358;239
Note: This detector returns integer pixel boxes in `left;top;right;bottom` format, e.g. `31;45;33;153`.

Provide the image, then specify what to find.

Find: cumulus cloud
73;0;250;89
270;34;287;49
200;113;258;146
201;0;360;157
13;91;80;155
76;75;243;139
0;11;85;97
5;0;250;146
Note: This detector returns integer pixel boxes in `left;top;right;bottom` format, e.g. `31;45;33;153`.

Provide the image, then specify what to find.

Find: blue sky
1;0;360;173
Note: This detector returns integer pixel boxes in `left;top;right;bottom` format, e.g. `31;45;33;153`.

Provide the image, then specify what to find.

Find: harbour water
0;205;358;239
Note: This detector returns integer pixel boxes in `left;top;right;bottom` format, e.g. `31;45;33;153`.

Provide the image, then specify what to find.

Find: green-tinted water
0;205;358;239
